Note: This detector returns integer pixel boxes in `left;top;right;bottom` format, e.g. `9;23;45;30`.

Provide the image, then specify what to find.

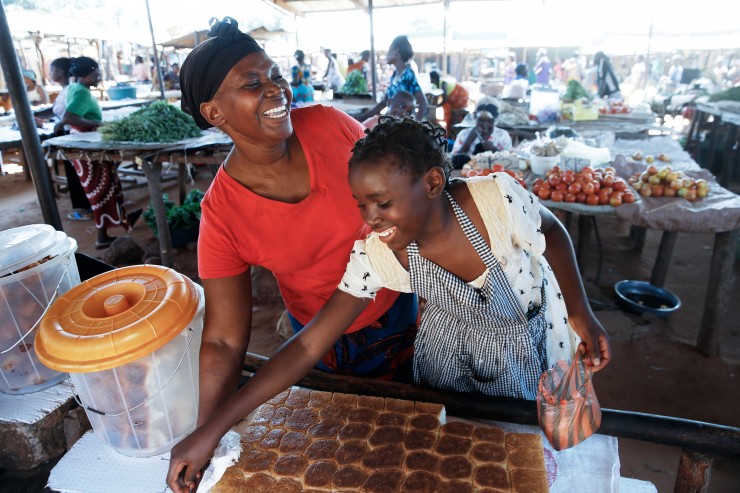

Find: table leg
138;157;174;268
674;449;712;493
650;231;678;287
706;117;720;171
697;229;739;357
576;214;592;275
178;161;187;205
630;225;647;252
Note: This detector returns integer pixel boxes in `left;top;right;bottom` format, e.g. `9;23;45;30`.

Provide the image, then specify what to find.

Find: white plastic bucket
530;155;560;176
0;225;79;394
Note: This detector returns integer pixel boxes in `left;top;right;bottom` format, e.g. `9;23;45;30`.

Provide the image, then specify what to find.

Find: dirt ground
0;160;738;492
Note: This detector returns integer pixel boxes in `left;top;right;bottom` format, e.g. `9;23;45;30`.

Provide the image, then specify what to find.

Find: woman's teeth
378;227;396;238
263;105;287;118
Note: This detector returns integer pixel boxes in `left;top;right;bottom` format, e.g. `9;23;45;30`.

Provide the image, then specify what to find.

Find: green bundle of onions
100;100;202;143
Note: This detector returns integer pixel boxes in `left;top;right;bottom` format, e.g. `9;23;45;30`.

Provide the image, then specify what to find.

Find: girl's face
207;51;293;143
349;158;431;252
50;65;66;84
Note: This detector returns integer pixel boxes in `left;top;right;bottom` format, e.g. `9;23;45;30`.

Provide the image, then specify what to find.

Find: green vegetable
708;87;740;102
339;70;368;95
143;189;205;235
100;100;202;143
564;80;592;101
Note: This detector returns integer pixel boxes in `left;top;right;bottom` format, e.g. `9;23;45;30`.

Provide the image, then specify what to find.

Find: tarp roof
160;26;289;49
273;0;442;15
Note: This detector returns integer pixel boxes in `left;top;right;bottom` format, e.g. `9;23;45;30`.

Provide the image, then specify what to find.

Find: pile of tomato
463;163;528;189
532;166;637;206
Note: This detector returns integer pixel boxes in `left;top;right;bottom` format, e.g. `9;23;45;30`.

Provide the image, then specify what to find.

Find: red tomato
586;194;600;206
613;181;627;192
565;193;577;203
551;191;564;202
537;188;551;200
591;180;601;193
547;175;560;187
568;183;582;194
562;172;576;185
602;175;615;187
598;193;610;205
576;192;587;203
492;164;505;172
623;192;637;203
609;196;623;207
582;182;595;195
480;169;493;176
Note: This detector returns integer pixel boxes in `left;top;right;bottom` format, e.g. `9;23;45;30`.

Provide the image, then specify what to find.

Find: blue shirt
386;65;421;101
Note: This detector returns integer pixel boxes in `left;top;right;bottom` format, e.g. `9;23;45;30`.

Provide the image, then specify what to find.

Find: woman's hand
569;312;611;372
166;424;221;493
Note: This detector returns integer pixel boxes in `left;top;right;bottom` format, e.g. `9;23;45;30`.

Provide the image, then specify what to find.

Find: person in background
347;50;370;80
163;63;180;90
668;54;684;88
503;53;517;85
62;56;141;247
362;89;415;129
593;51;622;100
629;55;646;88
290;49;314;103
132;55;149;82
451;103;512;168
534;48;551;85
22;70;49;105
360;35;428;122
323;48;345;92
563;52;583;83
166;18;419;491
429;70;469;134
50;57;93;222
502;63;529;100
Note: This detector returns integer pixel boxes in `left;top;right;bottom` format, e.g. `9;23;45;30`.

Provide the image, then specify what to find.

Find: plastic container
529;87;561;124
36;265;204;457
614;280;681;317
0;224;79;394
530;155;560;175
107;85;137;100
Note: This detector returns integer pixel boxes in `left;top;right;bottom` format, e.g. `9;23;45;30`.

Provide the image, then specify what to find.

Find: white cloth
52;86;69;119
325;56;345;91
339;174;580;368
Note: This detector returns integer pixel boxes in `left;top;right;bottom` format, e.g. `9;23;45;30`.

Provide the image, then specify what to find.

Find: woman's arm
540;208;611;370
358;98;388;122
62;110;101;131
197;274;254;425
166;290;370;493
413;89;428;121
439;81;449;105
36;85;49;104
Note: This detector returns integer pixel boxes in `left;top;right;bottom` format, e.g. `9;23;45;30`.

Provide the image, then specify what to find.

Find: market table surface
534;136;740;357
42;130;233;268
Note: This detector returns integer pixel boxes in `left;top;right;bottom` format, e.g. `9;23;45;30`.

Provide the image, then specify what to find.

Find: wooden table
43;131;233;267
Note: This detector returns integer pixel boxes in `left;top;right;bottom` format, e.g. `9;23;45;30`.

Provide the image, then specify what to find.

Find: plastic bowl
530;155;560;175
614;280;681;317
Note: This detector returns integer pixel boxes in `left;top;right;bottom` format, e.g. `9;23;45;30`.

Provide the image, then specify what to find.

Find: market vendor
22;69;49;105
168;17;418;491
451;103;512;168
429;70;469;134
62;56;141;247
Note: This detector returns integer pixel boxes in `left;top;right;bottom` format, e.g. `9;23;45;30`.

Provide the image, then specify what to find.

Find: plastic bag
536;353;602;451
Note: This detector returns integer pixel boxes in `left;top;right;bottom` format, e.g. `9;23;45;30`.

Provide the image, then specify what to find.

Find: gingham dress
409;192;548;399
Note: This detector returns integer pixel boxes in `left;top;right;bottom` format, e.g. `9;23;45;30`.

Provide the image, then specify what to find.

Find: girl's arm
62;110;101;130
166;290;370;493
539;207;611;371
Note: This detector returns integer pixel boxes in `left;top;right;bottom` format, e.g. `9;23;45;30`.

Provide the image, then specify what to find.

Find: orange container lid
35;265;202;372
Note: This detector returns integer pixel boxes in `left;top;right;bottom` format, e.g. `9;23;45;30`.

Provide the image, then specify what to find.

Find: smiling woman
168;17;418;493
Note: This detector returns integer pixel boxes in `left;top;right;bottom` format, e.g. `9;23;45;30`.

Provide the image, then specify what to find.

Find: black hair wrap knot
180;16;265;129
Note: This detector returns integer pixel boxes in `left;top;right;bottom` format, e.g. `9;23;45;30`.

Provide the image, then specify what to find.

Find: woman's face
349;158;430;252
475;111;495;136
386;46;399;65
208;51;293;143
79;68;101;88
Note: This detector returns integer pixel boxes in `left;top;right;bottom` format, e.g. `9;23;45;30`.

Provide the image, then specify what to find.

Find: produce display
212;387;549;492
461;164;528;189
598;100;631;115
339;70;368;96
627;165;709;200
531;140;562;157
563;80;592;101
99;100;202;143
533;166;636;206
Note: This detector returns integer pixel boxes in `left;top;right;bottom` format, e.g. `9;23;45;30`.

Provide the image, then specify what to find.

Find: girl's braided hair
349;116;452;182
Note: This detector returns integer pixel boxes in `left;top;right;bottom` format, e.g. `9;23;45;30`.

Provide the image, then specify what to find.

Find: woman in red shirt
168;17;417;491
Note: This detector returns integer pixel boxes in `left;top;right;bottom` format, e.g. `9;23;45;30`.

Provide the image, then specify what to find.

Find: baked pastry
214;387;548;492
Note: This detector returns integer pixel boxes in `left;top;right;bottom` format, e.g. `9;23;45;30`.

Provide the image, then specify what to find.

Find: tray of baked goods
209;386;549;493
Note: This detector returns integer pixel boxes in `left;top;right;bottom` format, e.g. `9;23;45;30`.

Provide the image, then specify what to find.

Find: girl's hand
166;425;220;493
569;313;611;372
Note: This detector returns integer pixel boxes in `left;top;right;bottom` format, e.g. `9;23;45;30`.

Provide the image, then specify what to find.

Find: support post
675;449;712;493
138;157;173;267
650;231;677;287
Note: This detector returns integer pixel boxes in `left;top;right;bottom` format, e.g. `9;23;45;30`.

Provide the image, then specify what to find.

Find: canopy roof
160;26;289;49
274;0;442;15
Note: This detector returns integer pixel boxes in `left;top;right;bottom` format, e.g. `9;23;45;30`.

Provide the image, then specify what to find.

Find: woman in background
63;57;140;247
290;50;314;103
22;70;49;105
429;70;469;134
593;51;622;100
360;35;428;122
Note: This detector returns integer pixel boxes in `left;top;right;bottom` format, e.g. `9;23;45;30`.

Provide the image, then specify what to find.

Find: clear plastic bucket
0;225;79;394
36;265;204;457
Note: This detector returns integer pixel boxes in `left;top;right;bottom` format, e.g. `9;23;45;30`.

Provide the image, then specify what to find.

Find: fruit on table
632;151;644;161
532;165;635;207
628;166;709;201
462;164;528;189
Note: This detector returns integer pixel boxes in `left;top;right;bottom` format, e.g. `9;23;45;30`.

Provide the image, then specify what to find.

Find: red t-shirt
198;104;398;332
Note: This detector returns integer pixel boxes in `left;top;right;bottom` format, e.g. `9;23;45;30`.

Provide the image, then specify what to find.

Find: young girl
167;117;611;492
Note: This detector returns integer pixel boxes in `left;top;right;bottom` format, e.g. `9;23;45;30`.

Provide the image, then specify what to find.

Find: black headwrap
69;57;99;78
180;17;265;129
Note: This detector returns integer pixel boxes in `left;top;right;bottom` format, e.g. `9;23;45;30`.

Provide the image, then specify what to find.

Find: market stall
43;130;232;267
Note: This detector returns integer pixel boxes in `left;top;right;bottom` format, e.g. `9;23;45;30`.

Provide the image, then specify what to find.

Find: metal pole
442;0;449;74
644;0;656;90
144;0;166;99
0;4;62;231
368;0;377;101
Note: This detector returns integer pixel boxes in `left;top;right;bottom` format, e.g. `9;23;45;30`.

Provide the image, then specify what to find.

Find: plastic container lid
35;265;201;372
0;224;62;278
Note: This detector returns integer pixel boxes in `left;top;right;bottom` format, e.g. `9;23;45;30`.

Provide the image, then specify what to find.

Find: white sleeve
495;172;546;254
337;240;386;299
